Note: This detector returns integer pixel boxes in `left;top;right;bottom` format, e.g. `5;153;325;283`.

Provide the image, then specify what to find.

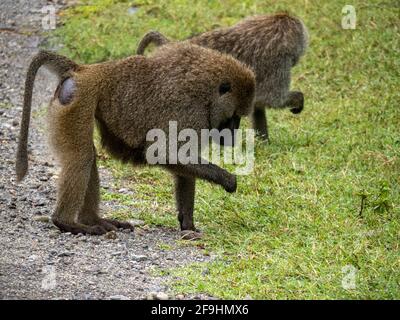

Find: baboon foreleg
286;91;304;114
77;153;134;233
168;162;234;240
174;175;201;240
252;91;304;141
166;160;236;193
174;175;195;227
252;104;269;142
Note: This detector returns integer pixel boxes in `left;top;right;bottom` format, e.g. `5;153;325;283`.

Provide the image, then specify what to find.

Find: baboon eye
219;82;231;95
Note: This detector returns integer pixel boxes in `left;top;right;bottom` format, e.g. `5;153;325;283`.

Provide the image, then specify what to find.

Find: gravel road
0;0;210;300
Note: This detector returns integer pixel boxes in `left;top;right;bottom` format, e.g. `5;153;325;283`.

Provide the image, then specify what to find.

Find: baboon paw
98;219;119;232
289;91;304;114
52;219;107;235
224;175;237;193
290;106;303;114
88;225;109;235
103;218;135;232
180;222;200;233
256;132;270;142
180;230;203;241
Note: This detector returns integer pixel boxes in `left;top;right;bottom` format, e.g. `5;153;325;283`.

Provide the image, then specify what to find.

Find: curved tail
136;31;170;55
16;50;78;181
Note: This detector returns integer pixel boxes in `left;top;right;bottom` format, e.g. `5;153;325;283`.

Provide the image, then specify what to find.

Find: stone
58;251;74;257
128;219;145;227
33;215;51;223
132;254;148;262
154;292;169;300
109;295;130;300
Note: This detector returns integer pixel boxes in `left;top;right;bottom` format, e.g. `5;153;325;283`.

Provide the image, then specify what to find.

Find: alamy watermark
41;5;56;30
342;5;357;29
41;265;57;290
341;265;357;290
146;121;255;175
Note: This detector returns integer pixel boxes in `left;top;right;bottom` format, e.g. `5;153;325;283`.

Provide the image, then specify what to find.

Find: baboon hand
289;91;304;114
223;173;237;193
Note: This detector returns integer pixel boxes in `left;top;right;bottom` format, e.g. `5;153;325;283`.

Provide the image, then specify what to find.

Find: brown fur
137;13;308;141
16;43;255;236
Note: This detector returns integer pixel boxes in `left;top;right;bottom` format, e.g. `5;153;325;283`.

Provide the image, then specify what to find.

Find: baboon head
150;43;256;147
209;60;255;146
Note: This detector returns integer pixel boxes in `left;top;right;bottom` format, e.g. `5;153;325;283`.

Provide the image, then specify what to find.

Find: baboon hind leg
174;175;202;240
51;155;106;235
77;154;134;232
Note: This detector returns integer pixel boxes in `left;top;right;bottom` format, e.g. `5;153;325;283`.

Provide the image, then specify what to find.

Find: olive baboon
16;43;256;238
137;13;308;141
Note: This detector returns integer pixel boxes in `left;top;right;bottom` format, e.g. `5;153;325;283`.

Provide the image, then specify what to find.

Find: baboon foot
103;218;135;232
52;218;107;235
97;219;119;232
180;222;202;240
77;217;118;232
256;132;270;143
289;91;304;114
77;218;134;232
180;230;203;240
224;174;237;193
290;107;303;114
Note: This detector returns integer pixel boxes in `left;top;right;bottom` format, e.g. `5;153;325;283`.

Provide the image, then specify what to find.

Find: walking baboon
137;13;308;141
16;43;256;237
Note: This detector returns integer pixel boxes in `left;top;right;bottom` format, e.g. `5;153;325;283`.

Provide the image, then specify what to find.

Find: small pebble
8;202;16;209
132;254;148;262
109;295;130;300
128;219;145;227
33;215;51;223
151;292;169;300
58;251;74;257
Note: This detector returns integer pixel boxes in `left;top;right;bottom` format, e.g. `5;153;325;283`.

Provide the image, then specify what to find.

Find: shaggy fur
137;13;309;140
16;43;256;236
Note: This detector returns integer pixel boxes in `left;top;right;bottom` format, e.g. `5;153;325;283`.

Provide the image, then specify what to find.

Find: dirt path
0;0;209;300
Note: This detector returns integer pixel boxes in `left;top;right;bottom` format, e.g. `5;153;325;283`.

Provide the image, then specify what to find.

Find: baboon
137;13;308;141
16;43;256;238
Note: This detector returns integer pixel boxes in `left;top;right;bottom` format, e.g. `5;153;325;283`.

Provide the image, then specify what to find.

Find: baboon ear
219;82;231;95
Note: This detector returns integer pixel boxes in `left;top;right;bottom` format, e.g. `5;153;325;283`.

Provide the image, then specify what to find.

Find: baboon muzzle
215;115;241;146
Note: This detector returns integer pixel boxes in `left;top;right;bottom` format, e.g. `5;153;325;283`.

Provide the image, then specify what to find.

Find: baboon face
149;43;255;146
210;78;255;146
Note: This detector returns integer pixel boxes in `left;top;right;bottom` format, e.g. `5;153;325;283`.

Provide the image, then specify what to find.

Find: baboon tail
136;31;170;55
16;50;78;181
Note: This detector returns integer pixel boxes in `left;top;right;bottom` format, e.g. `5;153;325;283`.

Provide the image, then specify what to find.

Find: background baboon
16;43;255;237
137;13;308;141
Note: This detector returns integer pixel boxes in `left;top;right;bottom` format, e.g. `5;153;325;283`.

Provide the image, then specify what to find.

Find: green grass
0;102;12;110
53;0;400;299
